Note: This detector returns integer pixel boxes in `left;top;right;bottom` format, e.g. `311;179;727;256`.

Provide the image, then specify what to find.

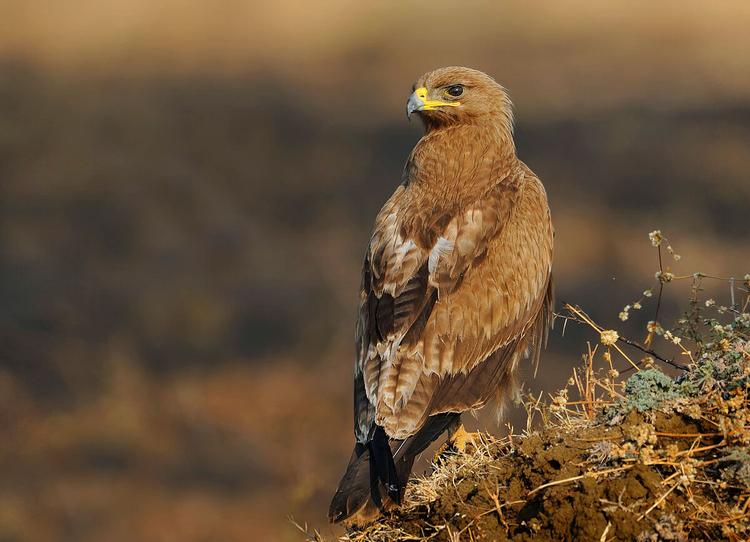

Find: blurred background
1;1;749;540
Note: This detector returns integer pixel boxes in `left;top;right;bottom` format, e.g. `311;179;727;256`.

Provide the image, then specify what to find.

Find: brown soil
366;411;709;541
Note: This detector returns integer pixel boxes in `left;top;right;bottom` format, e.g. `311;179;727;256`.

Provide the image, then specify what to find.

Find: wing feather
355;164;553;440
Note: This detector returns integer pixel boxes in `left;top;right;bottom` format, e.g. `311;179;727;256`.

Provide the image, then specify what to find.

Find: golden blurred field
1;2;749;541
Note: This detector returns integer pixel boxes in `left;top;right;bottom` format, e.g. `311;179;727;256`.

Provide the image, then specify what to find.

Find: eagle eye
445;85;464;97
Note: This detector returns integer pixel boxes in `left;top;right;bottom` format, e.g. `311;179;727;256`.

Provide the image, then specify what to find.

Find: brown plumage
329;66;554;524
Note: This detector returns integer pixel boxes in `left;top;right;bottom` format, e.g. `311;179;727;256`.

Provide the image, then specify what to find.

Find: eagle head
406;66;513;133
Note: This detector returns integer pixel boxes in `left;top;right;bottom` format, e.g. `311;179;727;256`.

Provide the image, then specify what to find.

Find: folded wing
355;167;553;442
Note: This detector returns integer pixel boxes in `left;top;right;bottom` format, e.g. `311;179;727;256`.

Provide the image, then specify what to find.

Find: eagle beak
406;89;424;119
406;87;460;119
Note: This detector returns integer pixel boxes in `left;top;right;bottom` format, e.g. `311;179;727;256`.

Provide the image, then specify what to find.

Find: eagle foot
433;423;480;462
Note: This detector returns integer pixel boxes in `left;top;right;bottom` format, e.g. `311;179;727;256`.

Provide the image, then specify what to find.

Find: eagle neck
404;122;516;209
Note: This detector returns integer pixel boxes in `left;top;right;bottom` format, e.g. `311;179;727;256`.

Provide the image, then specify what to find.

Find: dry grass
308;232;750;541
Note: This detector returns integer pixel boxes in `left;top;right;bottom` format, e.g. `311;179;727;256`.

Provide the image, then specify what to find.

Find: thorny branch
555;307;689;372
615;333;689;372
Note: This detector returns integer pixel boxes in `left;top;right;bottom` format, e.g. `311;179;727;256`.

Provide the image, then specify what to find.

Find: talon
433;441;451;463
433;424;481;462
450;424;480;453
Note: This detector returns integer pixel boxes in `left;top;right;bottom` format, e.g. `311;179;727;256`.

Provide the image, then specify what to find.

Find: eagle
329;66;554;524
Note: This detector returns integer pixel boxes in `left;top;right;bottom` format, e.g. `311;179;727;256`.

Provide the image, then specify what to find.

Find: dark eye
446;85;463;97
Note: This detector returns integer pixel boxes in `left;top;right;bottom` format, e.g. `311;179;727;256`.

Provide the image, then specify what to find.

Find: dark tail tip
369;426;401;506
329;443;371;523
329;429;404;524
329;415;462;523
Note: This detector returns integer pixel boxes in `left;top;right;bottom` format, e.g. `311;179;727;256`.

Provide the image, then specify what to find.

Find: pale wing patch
395;238;416;259
427;209;495;291
377;333;404;363
428;236;454;274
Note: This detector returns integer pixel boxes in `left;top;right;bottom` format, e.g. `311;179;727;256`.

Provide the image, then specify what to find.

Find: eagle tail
328;427;400;524
329;413;460;524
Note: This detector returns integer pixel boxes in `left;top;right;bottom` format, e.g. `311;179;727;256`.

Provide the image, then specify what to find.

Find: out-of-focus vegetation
1;2;749;541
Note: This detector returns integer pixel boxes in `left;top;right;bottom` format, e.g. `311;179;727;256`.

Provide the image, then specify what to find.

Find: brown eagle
329;66;554;524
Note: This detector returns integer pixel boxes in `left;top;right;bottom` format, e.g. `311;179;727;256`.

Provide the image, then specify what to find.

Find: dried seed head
600;329;619;346
655;270;674;283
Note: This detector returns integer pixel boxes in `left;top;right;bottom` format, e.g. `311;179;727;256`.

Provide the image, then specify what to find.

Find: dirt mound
335;390;746;541
383;411;701;541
